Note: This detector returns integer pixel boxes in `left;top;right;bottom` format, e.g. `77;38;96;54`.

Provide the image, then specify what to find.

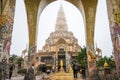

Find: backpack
73;62;78;70
74;64;78;70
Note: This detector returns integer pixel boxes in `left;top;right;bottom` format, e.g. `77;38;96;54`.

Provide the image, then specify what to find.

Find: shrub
17;69;26;75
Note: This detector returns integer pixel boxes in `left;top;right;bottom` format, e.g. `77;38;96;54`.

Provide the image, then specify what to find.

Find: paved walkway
6;76;44;80
7;72;86;80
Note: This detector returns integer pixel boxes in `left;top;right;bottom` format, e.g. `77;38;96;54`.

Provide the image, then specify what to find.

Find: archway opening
37;0;85;52
94;0;113;57
10;0;29;56
37;0;85;72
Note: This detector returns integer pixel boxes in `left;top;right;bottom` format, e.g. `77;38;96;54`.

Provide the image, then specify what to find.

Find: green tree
76;47;88;69
96;56;115;70
16;57;24;68
9;54;18;63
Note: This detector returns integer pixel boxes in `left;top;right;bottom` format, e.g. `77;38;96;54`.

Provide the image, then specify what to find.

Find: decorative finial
104;60;109;68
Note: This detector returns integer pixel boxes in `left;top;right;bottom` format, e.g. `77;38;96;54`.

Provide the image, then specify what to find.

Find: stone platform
49;72;82;80
8;72;84;80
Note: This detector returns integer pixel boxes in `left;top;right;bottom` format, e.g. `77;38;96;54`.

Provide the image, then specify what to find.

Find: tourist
23;69;28;80
81;66;86;79
72;60;78;79
24;63;36;80
0;62;2;80
1;57;7;80
41;64;46;73
9;63;15;80
41;64;47;79
58;65;60;72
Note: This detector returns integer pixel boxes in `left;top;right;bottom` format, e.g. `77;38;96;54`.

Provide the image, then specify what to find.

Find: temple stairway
49;72;83;80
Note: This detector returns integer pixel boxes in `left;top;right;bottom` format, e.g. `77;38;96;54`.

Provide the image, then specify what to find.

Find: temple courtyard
8;72;86;80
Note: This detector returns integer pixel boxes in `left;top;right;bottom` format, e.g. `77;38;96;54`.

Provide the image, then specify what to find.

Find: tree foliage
76;47;88;69
16;57;24;68
9;54;18;63
76;47;115;70
96;56;115;70
9;54;24;68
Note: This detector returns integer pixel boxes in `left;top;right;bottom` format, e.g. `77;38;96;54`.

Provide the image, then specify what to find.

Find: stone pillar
55;46;58;72
0;0;16;62
0;0;1;15
87;46;96;79
106;0;120;77
24;0;55;64
51;54;55;72
28;46;36;64
66;50;71;72
65;50;68;72
24;0;40;63
81;0;98;79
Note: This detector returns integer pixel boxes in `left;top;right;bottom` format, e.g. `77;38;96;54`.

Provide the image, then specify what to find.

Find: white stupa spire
55;5;68;31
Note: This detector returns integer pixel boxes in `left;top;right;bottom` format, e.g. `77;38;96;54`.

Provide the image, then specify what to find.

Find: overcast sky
10;0;113;57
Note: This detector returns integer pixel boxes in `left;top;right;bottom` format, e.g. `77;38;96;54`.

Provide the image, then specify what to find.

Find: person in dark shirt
28;65;36;80
24;63;36;80
72;60;78;79
23;69;28;80
81;66;86;79
9;63;14;80
41;64;47;79
41;64;46;73
0;62;2;80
